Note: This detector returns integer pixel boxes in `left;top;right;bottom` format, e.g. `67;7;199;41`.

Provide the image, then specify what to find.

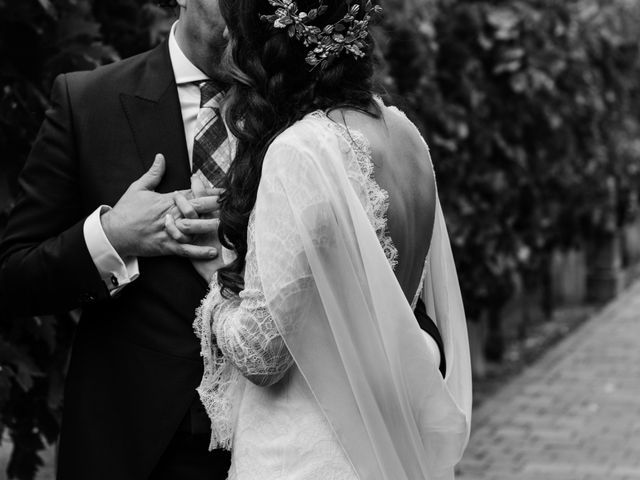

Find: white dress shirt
83;22;209;294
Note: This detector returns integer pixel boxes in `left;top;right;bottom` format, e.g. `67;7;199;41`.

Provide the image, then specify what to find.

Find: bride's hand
165;174;227;282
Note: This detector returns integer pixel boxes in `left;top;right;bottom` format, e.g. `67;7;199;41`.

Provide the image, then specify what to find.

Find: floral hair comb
260;0;382;69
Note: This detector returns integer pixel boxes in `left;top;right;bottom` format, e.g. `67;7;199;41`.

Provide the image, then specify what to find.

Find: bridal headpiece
260;0;382;69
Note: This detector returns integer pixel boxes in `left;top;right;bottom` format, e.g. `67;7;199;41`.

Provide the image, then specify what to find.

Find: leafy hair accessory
260;0;382;69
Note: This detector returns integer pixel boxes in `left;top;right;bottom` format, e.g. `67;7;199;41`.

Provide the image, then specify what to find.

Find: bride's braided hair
217;0;380;296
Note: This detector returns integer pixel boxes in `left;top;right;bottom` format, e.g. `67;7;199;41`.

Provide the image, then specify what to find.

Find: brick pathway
456;280;640;480
2;282;640;480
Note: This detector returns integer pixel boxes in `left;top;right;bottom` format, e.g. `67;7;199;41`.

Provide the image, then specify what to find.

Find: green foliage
378;0;640;318
0;1;174;478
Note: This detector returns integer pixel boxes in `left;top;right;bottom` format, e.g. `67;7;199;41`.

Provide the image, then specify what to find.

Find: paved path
456;279;640;480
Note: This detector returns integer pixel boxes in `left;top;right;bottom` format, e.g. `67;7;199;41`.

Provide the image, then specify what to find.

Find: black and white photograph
0;0;639;479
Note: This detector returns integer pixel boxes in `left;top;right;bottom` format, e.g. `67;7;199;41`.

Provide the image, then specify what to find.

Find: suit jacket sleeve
0;73;109;317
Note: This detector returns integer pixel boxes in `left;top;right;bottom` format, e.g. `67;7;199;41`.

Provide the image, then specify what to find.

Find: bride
189;1;472;478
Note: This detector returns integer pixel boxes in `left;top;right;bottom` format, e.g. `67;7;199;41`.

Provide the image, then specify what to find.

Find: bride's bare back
329;104;437;303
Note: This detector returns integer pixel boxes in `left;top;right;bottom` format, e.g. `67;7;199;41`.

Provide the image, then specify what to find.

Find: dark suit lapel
120;42;191;194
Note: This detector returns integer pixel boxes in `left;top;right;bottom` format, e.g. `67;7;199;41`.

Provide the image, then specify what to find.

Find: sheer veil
253;117;472;480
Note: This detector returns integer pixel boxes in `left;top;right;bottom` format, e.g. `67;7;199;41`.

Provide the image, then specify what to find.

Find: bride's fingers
190;196;220;215
169;242;218;260
191;173;208;198
175;218;220;236
205;187;225;197
165;214;192;243
174;192;198;219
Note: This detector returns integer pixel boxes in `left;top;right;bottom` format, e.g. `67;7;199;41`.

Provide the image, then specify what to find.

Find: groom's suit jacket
0;41;227;479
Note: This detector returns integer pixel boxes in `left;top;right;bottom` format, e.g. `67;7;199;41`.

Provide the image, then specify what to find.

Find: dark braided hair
217;0;381;296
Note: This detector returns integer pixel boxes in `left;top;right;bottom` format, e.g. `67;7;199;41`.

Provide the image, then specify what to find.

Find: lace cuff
194;279;245;451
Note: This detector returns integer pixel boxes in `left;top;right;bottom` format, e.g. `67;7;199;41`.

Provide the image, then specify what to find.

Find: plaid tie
192;81;229;187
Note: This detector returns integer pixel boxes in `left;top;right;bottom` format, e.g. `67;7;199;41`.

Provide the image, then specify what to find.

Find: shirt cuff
83;206;140;295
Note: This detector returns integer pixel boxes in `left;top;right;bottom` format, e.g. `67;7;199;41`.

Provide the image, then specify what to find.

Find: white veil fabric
253;119;472;480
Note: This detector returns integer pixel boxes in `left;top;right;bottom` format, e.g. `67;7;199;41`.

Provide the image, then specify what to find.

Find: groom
0;0;233;479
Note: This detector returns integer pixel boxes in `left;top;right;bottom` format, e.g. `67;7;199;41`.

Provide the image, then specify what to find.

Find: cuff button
79;293;95;303
110;275;119;287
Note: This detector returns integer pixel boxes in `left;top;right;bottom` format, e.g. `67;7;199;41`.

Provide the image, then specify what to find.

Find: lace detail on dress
194;280;245;451
194;214;297;451
215;216;295;386
309;111;399;270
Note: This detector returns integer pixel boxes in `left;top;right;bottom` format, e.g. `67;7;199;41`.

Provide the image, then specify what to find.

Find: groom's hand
165;173;226;282
101;154;219;260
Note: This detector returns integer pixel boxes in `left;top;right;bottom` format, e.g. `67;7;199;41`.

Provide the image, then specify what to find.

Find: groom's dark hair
216;0;381;297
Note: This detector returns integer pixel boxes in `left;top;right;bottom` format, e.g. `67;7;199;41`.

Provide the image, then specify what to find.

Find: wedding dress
194;105;472;480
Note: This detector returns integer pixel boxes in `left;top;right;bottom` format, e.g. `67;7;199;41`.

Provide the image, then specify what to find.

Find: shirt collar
169;21;209;85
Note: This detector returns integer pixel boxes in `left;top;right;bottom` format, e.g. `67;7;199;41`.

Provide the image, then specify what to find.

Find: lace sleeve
213;219;297;387
210;137;326;391
194;139;320;450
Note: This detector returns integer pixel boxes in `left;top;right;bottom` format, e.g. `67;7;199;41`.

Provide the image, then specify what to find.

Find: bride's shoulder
381;103;428;140
376;103;434;164
264;112;338;165
260;113;328;177
272;111;334;148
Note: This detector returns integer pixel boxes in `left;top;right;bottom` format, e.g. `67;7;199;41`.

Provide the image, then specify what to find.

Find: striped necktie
192;81;229;187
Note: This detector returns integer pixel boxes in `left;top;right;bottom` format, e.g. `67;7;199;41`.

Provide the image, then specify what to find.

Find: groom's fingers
164;214;191;244
131;154;166;191
174;193;198;219
163;218;218;258
175;218;220;235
